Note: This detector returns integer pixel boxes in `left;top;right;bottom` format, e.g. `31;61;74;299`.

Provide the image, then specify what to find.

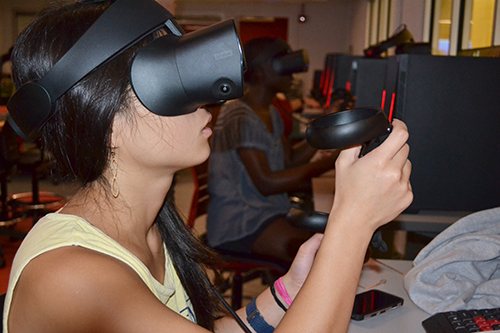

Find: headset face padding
6;0;245;140
130;19;244;117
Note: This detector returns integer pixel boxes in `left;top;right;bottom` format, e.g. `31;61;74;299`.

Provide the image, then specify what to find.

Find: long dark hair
11;1;223;330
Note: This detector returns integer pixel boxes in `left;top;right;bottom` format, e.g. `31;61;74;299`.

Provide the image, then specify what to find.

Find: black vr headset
247;38;309;76
6;0;245;140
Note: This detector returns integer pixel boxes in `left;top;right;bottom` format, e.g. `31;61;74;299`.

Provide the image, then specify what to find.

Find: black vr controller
287;107;393;252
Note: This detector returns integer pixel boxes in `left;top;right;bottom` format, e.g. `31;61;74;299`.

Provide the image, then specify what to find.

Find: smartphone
351;289;404;321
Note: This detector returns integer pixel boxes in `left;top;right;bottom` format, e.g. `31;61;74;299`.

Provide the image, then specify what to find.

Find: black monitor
313;53;360;108
348;58;388;109
385;54;500;213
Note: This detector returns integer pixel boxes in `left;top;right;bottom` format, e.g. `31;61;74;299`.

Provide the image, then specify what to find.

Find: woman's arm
225;119;412;332
277;119;412;332
215;234;324;332
9;246;214;333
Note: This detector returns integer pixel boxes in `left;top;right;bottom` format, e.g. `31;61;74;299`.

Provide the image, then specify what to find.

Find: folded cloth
404;207;500;314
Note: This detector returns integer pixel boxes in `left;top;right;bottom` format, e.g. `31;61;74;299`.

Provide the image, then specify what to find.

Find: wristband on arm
274;277;293;306
270;283;287;312
246;297;275;333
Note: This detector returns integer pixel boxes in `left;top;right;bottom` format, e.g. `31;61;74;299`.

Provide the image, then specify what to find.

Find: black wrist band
270;284;287;312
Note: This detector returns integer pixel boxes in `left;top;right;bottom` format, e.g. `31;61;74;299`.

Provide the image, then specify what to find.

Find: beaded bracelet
274;277;293;306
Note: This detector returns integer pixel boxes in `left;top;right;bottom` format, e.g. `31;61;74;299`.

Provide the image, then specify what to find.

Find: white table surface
348;259;430;333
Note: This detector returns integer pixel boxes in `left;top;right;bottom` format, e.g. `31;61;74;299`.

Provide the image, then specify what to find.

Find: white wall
0;0;429;94
176;0;365;94
390;0;427;42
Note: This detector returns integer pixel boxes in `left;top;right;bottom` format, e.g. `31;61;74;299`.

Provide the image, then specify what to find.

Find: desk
348;259;429;333
312;176;469;234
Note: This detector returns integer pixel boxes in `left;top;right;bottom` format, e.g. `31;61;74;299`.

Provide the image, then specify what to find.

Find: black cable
202;274;252;333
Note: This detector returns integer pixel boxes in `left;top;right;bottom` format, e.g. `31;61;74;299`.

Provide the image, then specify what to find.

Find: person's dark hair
243;36;289;84
11;1;223;330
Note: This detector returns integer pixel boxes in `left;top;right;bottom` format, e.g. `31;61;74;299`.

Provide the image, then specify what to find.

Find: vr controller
287;107;392;252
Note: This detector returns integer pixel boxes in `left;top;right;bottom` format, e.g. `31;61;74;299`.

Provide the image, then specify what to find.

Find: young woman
3;1;412;332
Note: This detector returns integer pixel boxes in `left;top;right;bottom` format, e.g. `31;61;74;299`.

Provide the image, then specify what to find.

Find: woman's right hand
330;119;413;233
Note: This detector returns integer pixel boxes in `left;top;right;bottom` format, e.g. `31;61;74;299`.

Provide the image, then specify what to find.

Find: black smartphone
351;289;404;321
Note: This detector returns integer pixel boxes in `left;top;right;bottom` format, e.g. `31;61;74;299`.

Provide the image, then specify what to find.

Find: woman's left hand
280;233;324;300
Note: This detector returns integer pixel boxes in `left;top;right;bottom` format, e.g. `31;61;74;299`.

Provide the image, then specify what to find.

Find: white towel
404;207;500;314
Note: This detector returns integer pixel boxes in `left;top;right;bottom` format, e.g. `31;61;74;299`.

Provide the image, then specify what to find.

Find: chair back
187;160;210;230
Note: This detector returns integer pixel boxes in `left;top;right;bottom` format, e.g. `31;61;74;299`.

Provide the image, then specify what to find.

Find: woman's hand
331;119;413;233
280;233;324;300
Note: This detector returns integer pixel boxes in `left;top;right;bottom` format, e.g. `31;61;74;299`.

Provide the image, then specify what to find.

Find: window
367;0;393;51
431;0;453;55
462;0;496;50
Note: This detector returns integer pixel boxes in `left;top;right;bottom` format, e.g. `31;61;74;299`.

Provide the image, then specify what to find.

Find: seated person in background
207;37;341;264
273;91;319;142
330;88;356;112
272;92;298;140
4;2;413;331
1;47;14;105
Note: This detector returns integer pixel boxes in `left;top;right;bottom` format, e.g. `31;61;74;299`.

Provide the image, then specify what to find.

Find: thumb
338;145;362;165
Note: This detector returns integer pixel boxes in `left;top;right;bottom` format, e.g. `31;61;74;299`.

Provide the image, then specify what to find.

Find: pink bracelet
274;277;293;306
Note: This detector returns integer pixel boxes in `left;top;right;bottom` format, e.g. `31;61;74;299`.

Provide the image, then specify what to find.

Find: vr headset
247;38;309;76
6;0;245;140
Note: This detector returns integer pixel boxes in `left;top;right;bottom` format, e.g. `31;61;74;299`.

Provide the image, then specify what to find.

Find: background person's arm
238;147;339;196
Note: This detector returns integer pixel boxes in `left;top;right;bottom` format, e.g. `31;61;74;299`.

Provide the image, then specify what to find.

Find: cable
202;274;252;333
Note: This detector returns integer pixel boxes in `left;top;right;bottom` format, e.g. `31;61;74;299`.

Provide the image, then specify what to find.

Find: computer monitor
385;54;500;213
313;53;360;108
348;58;388;109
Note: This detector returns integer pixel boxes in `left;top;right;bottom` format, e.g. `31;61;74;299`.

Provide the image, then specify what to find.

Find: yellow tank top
3;212;195;332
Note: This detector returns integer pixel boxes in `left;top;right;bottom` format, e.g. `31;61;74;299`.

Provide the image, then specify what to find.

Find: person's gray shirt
206;100;292;251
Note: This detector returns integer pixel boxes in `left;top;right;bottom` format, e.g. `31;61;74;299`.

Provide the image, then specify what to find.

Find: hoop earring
111;149;120;198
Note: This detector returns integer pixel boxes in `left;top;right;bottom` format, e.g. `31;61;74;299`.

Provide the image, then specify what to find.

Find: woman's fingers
335;144;362;169
373;119;409;160
284;233;325;297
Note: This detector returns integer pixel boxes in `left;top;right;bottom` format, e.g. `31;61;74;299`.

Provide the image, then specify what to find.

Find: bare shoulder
8;246;205;332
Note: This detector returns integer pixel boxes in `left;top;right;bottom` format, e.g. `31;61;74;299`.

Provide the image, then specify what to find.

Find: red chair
187;161;287;309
